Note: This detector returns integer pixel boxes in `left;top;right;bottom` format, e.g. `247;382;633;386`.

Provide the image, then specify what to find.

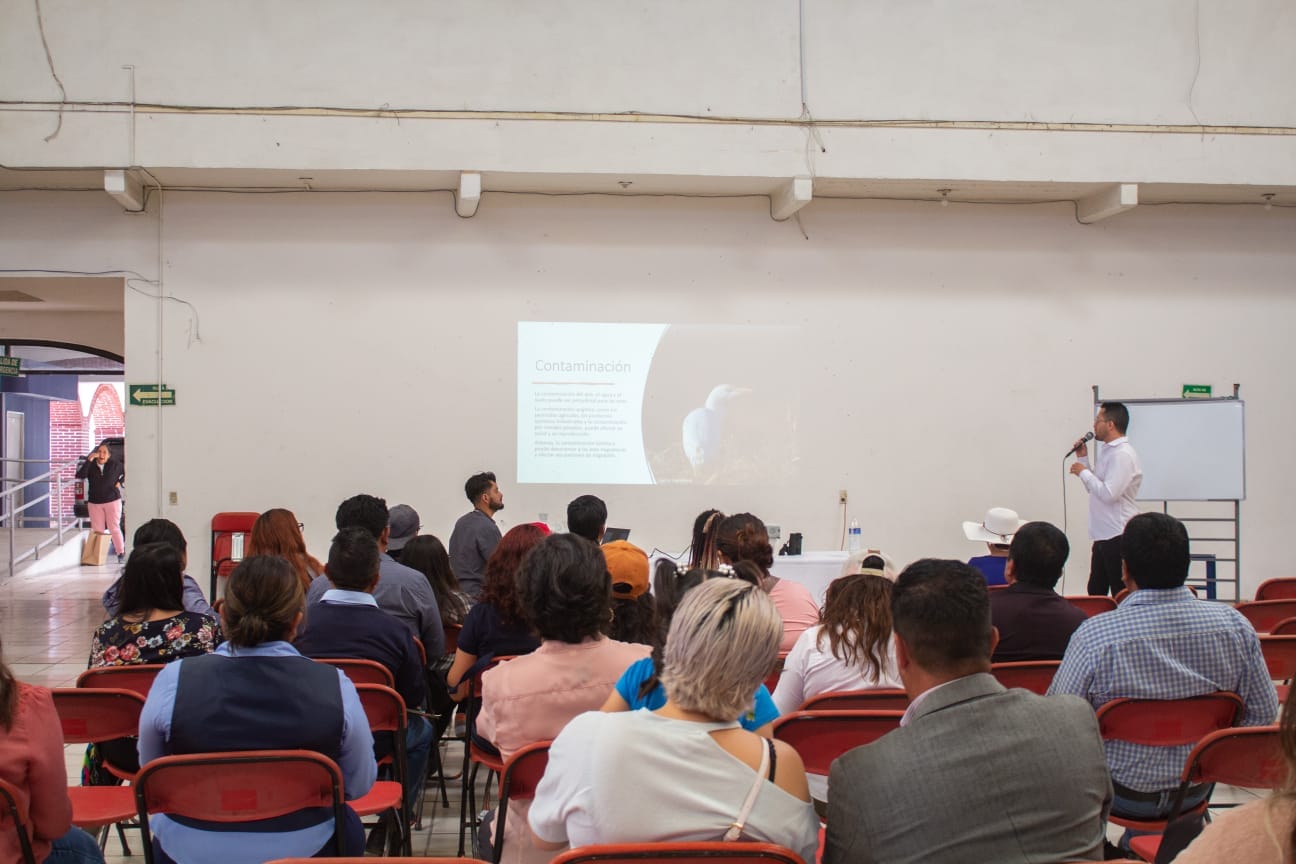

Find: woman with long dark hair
246;507;324;595
400;534;471;629
715;512;820;652
138;556;376;863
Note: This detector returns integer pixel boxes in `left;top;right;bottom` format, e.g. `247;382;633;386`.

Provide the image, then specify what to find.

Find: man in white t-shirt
1070;401;1142;596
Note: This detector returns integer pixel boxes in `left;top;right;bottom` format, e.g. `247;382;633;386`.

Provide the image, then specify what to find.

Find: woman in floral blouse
84;542;221;782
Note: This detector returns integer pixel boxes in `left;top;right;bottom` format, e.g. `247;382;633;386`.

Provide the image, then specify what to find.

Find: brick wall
89;384;125;441
49;401;86;519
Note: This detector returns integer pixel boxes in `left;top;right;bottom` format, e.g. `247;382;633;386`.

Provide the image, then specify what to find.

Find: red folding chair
1095;692;1245;836
316;658;396;689
552;841;807;864
989;660;1061;695
772;710;904;778
1259;635;1296;702
1114;588;1132;604
1236;600;1296;634
209;511;259;600
1127;725;1283;862
1256;578;1296;601
800;689;909;712
1275;617;1296;636
267;860;488;864
1065;595;1117;617
457;655;519;856
50;687;146;847
76;664;165;697
762;652;789;697
133;749;347;864
351;684;410;856
0;777;36;864
490;740;552;863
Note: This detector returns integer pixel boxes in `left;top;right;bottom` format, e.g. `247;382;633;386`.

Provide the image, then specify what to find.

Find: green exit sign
129;384;176;406
0;357;20;377
1183;384;1212;399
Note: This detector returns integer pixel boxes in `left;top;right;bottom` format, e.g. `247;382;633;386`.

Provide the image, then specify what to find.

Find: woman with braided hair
714;512;820;652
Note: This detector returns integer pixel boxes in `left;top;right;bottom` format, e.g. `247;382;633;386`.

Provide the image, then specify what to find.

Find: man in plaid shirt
1049;512;1276;829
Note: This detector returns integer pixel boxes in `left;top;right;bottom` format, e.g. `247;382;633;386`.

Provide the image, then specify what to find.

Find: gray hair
660;577;782;721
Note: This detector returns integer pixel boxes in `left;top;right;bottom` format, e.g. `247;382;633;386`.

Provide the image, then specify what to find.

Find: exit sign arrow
129;384;176;406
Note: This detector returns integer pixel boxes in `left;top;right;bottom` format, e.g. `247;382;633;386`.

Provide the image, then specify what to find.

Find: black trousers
1088;536;1124;596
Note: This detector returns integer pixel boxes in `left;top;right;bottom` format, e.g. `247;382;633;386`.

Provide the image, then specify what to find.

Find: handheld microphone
1065;431;1095;458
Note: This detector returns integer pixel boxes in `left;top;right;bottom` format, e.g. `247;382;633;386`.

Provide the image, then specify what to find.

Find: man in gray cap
386;504;420;562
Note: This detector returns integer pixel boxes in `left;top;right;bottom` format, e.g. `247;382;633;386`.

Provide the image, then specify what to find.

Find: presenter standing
1069;402;1142;596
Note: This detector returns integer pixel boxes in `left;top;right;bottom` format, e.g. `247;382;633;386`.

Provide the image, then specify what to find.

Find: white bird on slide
683;385;752;475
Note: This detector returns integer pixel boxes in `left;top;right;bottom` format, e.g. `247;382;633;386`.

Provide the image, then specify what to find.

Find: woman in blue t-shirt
601;559;780;734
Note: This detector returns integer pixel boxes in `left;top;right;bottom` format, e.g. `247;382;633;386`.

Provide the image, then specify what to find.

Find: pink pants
88;499;125;558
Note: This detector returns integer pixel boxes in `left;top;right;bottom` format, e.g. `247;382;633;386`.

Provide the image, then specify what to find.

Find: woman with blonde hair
530;578;818;862
247;507;323;594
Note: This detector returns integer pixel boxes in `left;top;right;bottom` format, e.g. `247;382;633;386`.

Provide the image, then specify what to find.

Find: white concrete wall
1;189;1292;598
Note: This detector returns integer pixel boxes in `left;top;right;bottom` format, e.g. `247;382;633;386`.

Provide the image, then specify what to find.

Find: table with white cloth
649;550;850;605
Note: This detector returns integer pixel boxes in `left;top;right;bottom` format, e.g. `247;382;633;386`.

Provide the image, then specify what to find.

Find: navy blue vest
169;652;345;832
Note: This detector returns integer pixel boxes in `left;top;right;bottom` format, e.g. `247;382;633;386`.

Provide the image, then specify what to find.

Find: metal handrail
1;457;82;577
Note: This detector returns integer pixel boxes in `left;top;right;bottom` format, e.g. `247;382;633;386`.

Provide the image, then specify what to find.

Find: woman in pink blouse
715;512;820;652
0;637;103;864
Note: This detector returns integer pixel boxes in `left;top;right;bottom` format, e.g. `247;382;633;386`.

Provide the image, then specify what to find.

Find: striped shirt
1048;586;1277;791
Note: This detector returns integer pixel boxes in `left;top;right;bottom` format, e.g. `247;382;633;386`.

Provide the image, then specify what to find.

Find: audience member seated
102;518;212;617
688;508;724;569
446;523;548;701
138;556;376;864
1174;683;1296;864
529;578;818;862
293;527;433;818
247;507;323;594
0;637;105;864
400;534;471;634
477;534;650;864
715;512;819;652
306;494;444;658
1049;512;1278;850
962;506;1026;586
86;541;222;782
566;494;607;544
989;520;1087;662
382;503;420;563
602;560;778;735
773;562;902;803
838;547;898;580
602;540;660;649
824;559;1111;864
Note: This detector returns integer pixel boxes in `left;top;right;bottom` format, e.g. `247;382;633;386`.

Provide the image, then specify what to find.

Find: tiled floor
1;556;473;860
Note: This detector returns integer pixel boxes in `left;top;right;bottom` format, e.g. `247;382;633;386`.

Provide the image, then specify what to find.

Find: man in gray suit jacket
824;559;1112;864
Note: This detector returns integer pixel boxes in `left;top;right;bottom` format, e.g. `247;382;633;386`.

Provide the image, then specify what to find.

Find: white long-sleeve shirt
1077;436;1142;540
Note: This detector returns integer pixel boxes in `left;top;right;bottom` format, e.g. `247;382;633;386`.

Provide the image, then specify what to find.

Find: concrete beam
1077;183;1138;224
770;176;813;221
456;172;482;217
103;169;146;212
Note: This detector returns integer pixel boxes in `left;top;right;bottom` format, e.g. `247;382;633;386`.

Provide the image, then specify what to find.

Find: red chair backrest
1065;595;1118;618
551;842;807;864
1237;600;1296;634
51;688;146;744
210;512;260;533
134;749;345;825
76;664;165;697
989;661;1061;696
1114;588;1132;605
499;740;551;805
800;689;909;712
1259;636;1296;681
1183;725;1284;789
1257;579;1296;601
1096;692;1245;746
0;777;36;864
772;710;903;776
316;658;395;689
1275;617;1296;636
354;684;407;736
412;637;427;668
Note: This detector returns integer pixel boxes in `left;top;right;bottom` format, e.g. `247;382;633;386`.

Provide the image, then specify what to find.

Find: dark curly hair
715;512;774;582
520;534;610;643
478;523;549;628
334;493;389;540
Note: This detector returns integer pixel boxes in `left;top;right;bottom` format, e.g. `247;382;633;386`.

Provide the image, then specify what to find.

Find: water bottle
848;518;861;552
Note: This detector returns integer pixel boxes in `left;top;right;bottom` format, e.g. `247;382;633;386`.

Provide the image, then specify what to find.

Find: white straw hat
962;507;1027;544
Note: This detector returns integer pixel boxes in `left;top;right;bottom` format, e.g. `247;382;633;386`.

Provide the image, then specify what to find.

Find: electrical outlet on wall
839;489;848;503
168;491;178;505
767;524;782;542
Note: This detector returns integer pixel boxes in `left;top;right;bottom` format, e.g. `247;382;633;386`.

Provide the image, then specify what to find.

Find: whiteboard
1094;399;1245;501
